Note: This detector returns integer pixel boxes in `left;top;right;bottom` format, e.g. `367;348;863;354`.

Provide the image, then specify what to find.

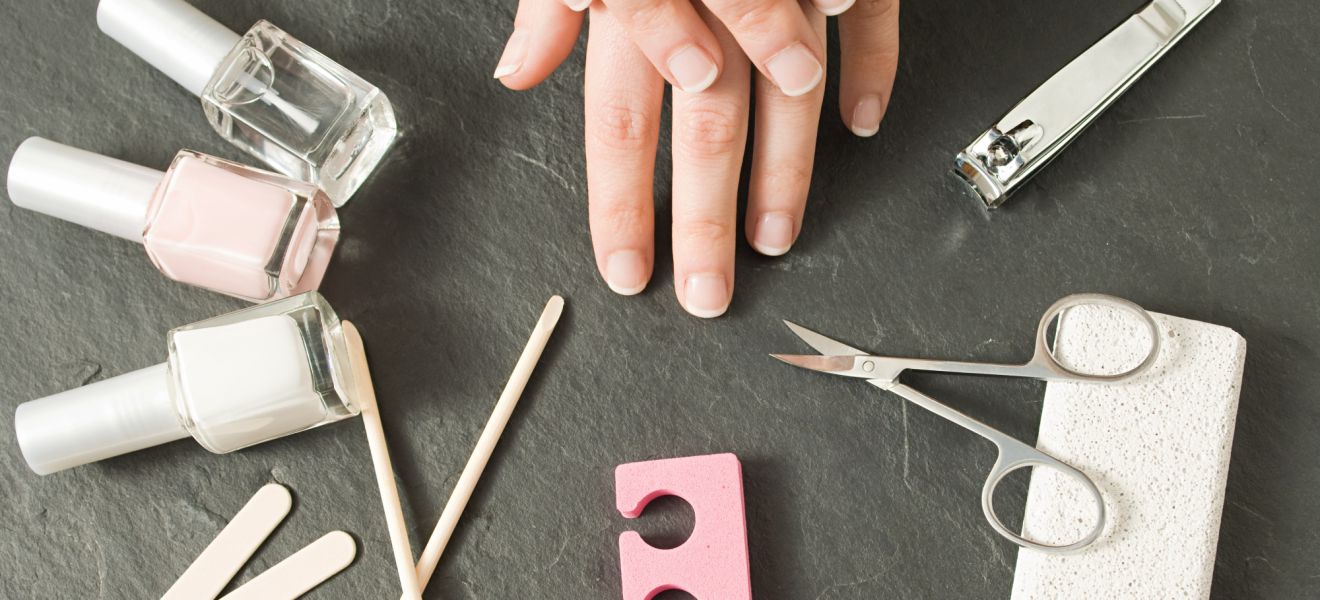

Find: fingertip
765;43;824;97
497;73;544;91
813;0;857;17
667;45;721;94
496;64;551;90
603;250;650;296
681;272;731;318
749;211;796;256
608;281;647;296
846;94;885;137
492;30;531;80
564;0;592;11
494;0;585;89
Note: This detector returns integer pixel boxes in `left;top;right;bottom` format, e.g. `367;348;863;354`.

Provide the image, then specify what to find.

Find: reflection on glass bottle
6;138;340;302
99;0;397;205
14;292;361;475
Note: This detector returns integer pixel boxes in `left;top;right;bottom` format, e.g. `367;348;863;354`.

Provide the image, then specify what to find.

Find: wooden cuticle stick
342;320;424;600
410;295;565;596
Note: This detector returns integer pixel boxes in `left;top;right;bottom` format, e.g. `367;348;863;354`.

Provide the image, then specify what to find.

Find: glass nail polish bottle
98;0;397;205
14;292;361;475
6;137;339;302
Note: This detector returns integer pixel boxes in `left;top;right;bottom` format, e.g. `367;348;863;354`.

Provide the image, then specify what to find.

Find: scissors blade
782;321;866;356
769;354;889;380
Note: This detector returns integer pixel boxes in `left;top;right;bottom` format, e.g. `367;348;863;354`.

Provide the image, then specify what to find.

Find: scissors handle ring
980;443;1106;554
1029;293;1162;383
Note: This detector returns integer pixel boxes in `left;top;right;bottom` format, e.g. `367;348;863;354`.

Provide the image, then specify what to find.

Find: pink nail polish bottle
6;137;339;302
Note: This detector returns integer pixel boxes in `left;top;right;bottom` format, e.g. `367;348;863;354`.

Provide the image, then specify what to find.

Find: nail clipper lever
952;0;1221;208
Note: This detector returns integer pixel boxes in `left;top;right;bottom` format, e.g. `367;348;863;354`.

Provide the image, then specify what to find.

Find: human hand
493;0;899;317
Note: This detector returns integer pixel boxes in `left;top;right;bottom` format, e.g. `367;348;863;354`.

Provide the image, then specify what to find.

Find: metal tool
771;294;1161;553
952;0;1221;208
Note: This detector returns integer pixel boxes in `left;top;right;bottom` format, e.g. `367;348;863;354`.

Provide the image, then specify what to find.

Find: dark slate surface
2;0;1317;598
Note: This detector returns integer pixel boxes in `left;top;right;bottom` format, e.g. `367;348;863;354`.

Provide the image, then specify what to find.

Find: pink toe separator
615;453;752;600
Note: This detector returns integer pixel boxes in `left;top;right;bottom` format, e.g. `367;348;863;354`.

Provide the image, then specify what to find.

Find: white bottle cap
98;0;242;97
15;363;189;475
7;137;164;243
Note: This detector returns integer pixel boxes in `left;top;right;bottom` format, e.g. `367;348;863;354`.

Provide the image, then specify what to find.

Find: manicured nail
604;250;648;296
813;0;856;16
493;30;529;79
765;43;824;97
850;95;883;137
752;212;795;256
667;45;719;93
683;273;730;318
564;0;592;11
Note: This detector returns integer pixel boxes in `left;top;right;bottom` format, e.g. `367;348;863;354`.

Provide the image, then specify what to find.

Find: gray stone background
2;0;1317;598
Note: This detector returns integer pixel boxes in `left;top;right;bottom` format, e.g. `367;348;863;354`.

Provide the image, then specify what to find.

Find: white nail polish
14;293;361;475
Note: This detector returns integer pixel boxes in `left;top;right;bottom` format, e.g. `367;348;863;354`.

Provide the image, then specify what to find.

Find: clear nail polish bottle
14;292;361;475
97;0;398;205
6;137;339;302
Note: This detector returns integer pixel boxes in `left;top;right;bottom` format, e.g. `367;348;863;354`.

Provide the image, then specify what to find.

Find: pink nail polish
7;137;339;303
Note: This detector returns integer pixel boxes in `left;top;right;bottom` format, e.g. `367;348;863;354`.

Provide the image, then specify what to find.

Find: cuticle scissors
772;293;1161;553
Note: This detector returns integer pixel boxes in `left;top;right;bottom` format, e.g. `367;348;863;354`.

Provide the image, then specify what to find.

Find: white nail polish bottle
14;292;361;475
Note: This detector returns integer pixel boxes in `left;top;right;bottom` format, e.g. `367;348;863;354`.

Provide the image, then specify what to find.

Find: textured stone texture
0;0;1317;598
1014;309;1246;598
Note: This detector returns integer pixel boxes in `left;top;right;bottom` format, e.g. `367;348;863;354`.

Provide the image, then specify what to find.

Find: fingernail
765;43;823;97
493;30;529;79
850;94;883;137
752;212;796;256
604;250;648;296
813;0;856;16
565;0;592;10
683;273;730;318
667;45;719;93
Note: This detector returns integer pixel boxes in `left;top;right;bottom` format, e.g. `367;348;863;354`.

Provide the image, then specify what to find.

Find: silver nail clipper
952;0;1221;208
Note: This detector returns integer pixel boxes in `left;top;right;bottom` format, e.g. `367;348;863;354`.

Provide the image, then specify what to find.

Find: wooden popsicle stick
342;321;423;600
411;295;565;596
162;483;292;600
217;531;357;600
